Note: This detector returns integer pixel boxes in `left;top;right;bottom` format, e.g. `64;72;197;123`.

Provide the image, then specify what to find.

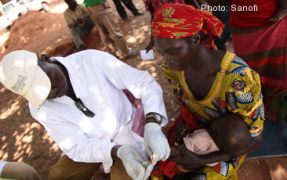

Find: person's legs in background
1;161;41;180
98;13;131;57
70;16;95;51
112;0;129;21
121;0;142;16
112;0;141;22
70;28;86;50
86;7;117;55
79;15;95;37
87;5;137;59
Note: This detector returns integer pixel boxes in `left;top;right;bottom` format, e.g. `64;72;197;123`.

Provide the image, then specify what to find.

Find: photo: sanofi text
201;4;258;12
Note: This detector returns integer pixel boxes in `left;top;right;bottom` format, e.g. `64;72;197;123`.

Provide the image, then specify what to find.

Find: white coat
29;50;167;172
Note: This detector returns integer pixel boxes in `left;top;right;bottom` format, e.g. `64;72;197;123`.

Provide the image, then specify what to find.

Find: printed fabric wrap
152;3;224;49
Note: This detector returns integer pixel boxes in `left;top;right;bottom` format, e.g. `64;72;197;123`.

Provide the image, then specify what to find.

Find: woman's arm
201;134;262;164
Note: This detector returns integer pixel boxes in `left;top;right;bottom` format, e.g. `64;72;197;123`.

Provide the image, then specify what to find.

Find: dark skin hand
169;144;210;170
65;0;81;28
172;117;190;145
66;0;78;11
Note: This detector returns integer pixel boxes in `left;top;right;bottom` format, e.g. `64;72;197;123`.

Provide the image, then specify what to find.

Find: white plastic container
140;50;154;60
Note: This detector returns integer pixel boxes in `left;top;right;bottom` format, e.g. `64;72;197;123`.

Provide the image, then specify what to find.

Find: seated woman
151;3;264;179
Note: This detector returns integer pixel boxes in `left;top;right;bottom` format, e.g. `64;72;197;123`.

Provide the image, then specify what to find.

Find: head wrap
152;3;224;49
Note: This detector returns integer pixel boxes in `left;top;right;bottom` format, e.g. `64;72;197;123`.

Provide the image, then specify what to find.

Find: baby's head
211;113;251;155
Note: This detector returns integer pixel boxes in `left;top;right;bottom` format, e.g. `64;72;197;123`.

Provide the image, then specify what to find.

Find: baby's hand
170;147;181;157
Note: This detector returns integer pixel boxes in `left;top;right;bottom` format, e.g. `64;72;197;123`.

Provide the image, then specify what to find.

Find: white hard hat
0;50;51;107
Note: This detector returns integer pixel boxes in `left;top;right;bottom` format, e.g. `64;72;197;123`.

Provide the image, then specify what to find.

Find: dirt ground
0;0;287;179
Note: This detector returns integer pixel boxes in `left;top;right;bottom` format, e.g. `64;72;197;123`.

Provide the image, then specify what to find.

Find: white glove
144;123;170;164
117;146;146;180
143;161;156;180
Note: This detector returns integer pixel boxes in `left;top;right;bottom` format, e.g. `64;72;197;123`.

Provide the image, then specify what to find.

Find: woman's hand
169;144;205;169
170;117;191;146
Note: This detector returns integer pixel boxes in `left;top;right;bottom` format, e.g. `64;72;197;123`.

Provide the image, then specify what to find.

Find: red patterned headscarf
152;3;224;49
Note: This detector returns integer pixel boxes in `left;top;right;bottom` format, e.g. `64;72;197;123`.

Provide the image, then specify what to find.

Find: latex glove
143;161;156;180
144;123;170;164
117;146;146;180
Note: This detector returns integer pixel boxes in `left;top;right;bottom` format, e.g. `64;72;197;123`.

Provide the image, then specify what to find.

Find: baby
173;113;252;172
